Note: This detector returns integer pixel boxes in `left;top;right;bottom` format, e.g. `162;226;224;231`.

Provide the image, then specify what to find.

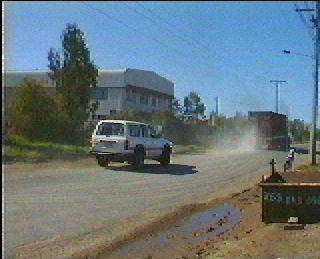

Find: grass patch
3;134;90;163
297;164;320;173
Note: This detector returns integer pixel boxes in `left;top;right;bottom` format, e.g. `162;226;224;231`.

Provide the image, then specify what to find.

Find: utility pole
270;80;287;114
215;96;220;116
296;3;319;165
312;2;319;165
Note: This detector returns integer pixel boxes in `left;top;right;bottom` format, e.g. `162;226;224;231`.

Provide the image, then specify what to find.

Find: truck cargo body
248;111;289;151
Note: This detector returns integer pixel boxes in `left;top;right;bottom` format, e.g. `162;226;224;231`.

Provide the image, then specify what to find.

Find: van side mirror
151;133;161;138
154;125;163;137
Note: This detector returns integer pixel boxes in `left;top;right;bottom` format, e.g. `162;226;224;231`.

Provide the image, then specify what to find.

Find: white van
90;120;173;168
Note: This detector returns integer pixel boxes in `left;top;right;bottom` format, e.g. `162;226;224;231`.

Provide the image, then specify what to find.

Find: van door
140;124;153;157
93;122;125;153
148;125;163;157
127;124;150;156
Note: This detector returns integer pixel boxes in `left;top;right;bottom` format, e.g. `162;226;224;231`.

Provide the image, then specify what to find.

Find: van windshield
96;123;124;136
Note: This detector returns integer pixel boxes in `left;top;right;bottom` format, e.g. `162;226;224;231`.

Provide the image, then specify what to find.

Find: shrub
9;78;58;141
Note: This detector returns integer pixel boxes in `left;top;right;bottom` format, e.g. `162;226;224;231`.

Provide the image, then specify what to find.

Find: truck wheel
134;149;145;169
97;156;109;167
160;146;171;166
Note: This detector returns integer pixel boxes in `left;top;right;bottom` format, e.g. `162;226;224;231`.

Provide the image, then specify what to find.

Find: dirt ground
191;184;320;259
95;180;320;259
4;156;319;259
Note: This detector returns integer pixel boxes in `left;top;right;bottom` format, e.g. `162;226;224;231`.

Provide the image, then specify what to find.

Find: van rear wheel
97;156;109;167
133;149;145;169
160;146;171;165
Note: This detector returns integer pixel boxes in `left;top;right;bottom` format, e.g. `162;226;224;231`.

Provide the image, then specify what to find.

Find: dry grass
3;134;90;163
297;163;320;173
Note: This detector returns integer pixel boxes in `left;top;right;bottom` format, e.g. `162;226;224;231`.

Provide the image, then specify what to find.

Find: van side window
141;125;149;138
129;125;140;137
148;125;156;136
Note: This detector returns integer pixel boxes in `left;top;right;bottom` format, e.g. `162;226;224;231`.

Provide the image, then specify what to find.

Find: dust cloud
208;126;258;155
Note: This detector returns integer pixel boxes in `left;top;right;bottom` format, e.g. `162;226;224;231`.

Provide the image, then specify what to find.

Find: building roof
3;68;174;96
97;68;174;96
248;111;288;118
3;70;56;87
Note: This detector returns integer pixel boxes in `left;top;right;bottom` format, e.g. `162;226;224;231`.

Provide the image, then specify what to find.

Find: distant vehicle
248;111;290;151
90;120;173;168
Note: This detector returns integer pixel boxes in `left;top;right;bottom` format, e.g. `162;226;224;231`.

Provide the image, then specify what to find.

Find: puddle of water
101;204;242;259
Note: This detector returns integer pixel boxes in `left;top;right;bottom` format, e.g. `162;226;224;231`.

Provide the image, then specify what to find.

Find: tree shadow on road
106;164;198;175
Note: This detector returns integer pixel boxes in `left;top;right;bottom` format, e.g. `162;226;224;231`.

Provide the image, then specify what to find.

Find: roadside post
269;159;276;175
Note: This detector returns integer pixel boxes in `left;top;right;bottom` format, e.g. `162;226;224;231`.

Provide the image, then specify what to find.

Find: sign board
259;183;320;223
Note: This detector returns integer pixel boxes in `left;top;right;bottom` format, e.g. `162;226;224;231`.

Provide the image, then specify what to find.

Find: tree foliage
9;79;57;141
183;91;206;120
48;23;98;125
288;119;311;143
168;98;183;118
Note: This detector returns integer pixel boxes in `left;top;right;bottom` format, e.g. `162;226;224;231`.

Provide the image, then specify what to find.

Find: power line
79;2;216;74
304;1;311;10
133;2;214;56
294;3;314;39
119;1;209;59
80;2;191;60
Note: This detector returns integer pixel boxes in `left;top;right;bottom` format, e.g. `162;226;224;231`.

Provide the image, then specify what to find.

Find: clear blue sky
4;1;318;123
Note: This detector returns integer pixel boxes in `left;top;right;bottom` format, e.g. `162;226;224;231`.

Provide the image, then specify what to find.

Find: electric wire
79;2;191;60
133;2;213;55
119;1;212;60
79;2;217;76
294;3;314;39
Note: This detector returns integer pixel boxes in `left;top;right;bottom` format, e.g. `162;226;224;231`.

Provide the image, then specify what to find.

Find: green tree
9;79;57;141
168;98;183;118
288;119;310;143
183;91;206;120
48;23;98;127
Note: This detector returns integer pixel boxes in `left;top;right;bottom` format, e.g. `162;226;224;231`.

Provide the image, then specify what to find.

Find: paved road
291;141;320;154
3;148;313;258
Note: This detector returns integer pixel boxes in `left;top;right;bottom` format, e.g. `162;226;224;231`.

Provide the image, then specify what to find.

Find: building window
127;89;136;102
110;110;117;115
140;93;149;105
158;96;165;106
94;88;108;99
101;89;108;99
97;115;107;120
151;96;157;106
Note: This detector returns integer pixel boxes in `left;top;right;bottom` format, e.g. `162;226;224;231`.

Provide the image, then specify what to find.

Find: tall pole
270;80;287;113
276;83;279;113
312;1;319;165
295;3;319;165
216;96;220;116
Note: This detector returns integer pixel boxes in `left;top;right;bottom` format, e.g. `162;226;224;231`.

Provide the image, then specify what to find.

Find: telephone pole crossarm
295;9;314;12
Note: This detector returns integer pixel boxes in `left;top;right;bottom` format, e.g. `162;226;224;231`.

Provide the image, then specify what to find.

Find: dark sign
259;183;320;223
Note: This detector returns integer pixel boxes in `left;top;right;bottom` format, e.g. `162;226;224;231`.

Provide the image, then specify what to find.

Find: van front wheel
160;146;171;165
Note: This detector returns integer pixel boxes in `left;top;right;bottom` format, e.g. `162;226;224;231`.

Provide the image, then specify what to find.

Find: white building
92;68;174;119
3;68;175;121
